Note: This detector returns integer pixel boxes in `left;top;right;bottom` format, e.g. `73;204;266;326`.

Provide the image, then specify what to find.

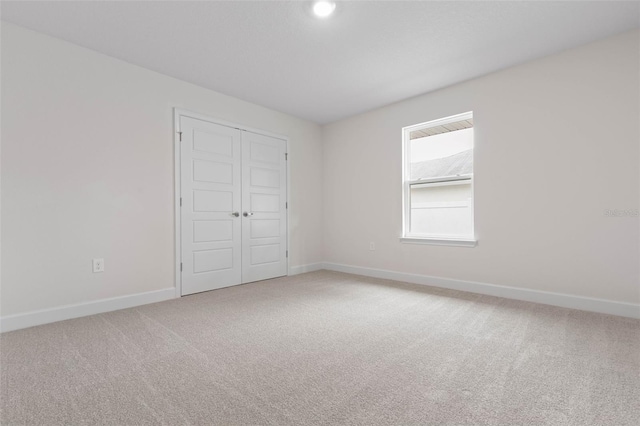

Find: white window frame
401;112;477;247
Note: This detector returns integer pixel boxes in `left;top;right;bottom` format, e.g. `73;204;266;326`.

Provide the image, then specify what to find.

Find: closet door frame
173;108;290;298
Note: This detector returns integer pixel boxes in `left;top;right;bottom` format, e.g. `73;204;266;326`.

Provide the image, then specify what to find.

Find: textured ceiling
2;1;639;124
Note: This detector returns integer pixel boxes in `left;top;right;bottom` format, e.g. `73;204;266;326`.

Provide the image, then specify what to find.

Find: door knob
243;212;254;217
230;212;240;217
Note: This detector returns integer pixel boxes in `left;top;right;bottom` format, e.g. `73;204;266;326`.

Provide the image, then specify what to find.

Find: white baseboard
0;288;176;333
322;262;640;319
3;263;637;333
289;263;324;276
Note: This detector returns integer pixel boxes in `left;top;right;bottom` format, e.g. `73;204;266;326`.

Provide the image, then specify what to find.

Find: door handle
230;212;240;217
243;212;254;217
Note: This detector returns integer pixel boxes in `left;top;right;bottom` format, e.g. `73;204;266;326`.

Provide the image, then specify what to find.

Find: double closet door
180;116;287;296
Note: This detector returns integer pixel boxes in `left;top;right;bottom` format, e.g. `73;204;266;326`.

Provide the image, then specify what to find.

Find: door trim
173;108;290;298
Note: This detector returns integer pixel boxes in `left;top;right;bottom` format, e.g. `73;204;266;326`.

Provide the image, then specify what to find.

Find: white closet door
180;117;242;295
241;131;288;283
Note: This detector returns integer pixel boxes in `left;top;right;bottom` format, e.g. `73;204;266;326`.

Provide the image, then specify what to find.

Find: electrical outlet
92;258;104;273
369;242;375;251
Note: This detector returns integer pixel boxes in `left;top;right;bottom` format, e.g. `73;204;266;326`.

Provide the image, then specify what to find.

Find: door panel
194;220;233;242
250;193;280;212
193;129;234;156
193;190;233;212
193;248;233;273
193;160;233;183
181;117;242;295
250;168;280;187
241;132;288;283
250;219;280;239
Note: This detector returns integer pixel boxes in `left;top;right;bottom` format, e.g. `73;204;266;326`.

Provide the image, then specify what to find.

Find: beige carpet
1;270;639;425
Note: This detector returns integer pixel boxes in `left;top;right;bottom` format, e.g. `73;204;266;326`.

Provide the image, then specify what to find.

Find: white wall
1;22;323;317
323;30;640;304
2;22;639;325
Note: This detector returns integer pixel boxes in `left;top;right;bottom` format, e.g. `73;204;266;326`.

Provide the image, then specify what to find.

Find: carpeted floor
1;270;639;425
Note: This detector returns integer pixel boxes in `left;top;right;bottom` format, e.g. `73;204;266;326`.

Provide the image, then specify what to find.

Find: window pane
403;112;474;240
410;128;473;181
410;182;472;237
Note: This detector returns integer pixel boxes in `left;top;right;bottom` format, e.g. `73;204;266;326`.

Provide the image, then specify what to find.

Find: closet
177;113;288;295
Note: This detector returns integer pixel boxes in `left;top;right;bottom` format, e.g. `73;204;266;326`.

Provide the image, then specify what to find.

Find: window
401;112;476;247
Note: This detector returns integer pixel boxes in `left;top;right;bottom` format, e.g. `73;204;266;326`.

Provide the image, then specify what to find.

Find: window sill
400;237;477;248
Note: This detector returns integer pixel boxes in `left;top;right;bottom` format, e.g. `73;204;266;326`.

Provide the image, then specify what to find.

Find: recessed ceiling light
313;1;336;18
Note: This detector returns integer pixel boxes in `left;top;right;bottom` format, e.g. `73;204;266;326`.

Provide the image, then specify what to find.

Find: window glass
403;113;474;241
